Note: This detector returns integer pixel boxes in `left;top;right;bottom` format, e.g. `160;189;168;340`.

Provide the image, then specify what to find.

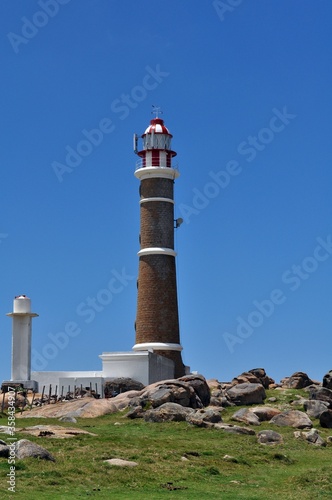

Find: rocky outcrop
294;429;326;447
282;372;315;389
270;410;313;429
178;374;211;407
144;403;194;423
322;370;332;390
15;439;55;461
104;458;138;467
231;368;273;389
231;408;261;426
303;400;329;418
257;430;283;445
307;386;332;407
0;444;9;458
214;423;256;435
104;378;144;398
186;408;223;427
227;383;266;405
251;406;281;422
319;409;332;428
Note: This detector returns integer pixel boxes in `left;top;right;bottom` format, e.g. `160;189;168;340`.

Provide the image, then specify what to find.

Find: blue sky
0;1;331;385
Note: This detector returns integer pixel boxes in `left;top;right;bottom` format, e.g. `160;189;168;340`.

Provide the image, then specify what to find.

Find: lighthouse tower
7;295;39;390
133;112;185;378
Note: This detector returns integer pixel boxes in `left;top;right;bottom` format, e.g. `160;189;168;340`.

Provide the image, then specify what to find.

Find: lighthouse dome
143;118;172;137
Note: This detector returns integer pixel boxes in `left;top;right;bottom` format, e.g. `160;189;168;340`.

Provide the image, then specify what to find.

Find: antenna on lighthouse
133;133;138;154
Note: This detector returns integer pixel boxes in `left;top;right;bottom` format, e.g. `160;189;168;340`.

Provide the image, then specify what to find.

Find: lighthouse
7;295;39;390
132;112;185;378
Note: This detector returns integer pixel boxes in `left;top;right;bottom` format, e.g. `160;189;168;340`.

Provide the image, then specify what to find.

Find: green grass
0;394;332;499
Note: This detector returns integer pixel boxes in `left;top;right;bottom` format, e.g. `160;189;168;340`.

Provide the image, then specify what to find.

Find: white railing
135;159;179;171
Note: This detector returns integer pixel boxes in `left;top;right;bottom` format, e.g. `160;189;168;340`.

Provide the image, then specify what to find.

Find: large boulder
226;383;266;406
270;410;313;429
303;400;329;418
319;409;332;428
307;386;332;407
302;429;326;447
142;380;200;409
178;374;211;407
144;402;194;423
248;368;273;388
104;378;144;398
286;372;314;389
322;370;332;390
186;408;222;427
15;439;55;461
231;408;261;426
251;406;281;422
231;368;272;389
231;372;261;386
0;444;9;458
214;423;256;435
257;430;283;445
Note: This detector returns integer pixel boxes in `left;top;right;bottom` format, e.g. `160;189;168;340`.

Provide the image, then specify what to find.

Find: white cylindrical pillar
7;295;38;383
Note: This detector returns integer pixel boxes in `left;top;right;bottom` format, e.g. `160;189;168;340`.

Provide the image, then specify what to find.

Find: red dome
143;118;172;137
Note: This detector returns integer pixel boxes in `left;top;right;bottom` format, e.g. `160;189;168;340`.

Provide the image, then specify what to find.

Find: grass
0;389;332;499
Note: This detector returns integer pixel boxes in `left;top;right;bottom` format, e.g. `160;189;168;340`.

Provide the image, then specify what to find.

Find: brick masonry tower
133;112;185;378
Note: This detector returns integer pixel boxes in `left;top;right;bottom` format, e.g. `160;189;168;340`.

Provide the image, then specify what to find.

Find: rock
143;403;194;423
226;383;266;406
0;445;9;458
104;458;138;467
17;398;121;419
214;423;256;435
257;430;283;445
308;387;332;407
319;409;332;428
270;410;313;429
178;374;211;407
323;370;332;390
104;378;145;398
0;426;14;434
15;439;55;461
251;406;281;422
186;408;222;427
0;393;25;410
18;425;97;439
223;454;238;463
286;372;314;389
141;379;202;409
207;379;222;391
58;416;77;423
302;429;326;447
231;372;261;386
126;406;145;419
248;368;273;388
0;439;8;445
231;408;261;426
303;400;329;418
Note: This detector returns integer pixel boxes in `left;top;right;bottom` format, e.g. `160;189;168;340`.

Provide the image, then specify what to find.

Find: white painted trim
140;197;174;205
135;166;180;181
133;342;183;352
138;247;176;257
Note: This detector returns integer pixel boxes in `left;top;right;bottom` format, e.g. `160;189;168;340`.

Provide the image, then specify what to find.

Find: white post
7;295;38;386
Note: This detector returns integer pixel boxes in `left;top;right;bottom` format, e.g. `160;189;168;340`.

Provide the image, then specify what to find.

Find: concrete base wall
30;351;175;397
100;351;174;386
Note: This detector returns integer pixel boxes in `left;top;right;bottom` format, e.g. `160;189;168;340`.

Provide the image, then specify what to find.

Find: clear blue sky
1;1;331;385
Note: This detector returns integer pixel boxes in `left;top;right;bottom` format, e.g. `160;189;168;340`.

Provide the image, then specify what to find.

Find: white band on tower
133;342;183;352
